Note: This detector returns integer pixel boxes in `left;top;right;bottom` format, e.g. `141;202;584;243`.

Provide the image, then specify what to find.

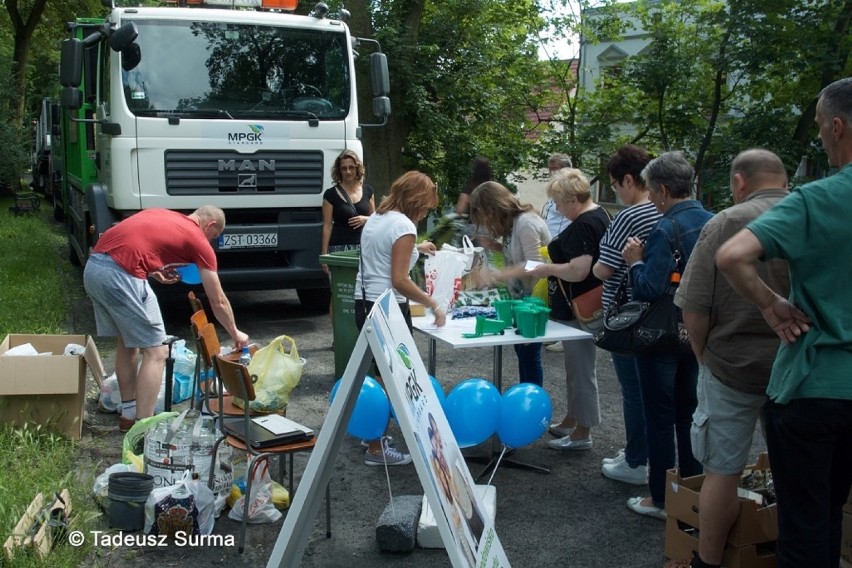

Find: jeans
611;352;647;468
635;348;702;506
764;398;852;567
513;342;543;387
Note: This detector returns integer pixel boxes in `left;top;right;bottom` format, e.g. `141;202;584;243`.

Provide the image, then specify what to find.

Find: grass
0;198;67;336
0;196;99;567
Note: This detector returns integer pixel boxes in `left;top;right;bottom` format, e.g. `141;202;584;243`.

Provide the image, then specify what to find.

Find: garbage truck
55;0;390;306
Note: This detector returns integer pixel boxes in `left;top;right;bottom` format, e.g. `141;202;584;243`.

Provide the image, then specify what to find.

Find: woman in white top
355;171;446;466
469;181;551;386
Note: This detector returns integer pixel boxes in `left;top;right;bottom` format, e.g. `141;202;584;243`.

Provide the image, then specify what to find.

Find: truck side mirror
372;96;390;119
122;43;141;72
60;87;83;110
369;52;389;97
109;22;138;52
60;39;83;88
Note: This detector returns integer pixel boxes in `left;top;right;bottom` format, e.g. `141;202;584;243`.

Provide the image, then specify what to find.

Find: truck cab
57;0;390;306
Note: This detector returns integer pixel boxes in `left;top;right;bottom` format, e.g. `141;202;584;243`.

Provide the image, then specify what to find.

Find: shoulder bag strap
669;217;684;275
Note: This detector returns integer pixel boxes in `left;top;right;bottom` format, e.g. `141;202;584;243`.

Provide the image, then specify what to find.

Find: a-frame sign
267;290;510;567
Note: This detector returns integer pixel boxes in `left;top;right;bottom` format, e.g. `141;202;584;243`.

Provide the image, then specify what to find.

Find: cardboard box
0;334;103;440
665;453;778;547
842;510;852;564
665;517;776;568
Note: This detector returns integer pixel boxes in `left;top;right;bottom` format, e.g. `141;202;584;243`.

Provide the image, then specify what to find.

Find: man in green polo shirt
716;77;852;567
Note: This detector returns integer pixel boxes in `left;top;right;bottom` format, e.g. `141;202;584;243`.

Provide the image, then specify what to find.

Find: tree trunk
5;0;48;125
357;0;426;200
694;23;732;202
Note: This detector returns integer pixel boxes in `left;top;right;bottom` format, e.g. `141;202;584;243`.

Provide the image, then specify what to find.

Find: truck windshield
122;19;350;121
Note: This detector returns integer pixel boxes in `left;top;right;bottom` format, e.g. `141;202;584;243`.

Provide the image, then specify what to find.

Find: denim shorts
690;364;766;475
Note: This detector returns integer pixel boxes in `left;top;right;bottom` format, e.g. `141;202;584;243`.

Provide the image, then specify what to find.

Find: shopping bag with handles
233;335;305;413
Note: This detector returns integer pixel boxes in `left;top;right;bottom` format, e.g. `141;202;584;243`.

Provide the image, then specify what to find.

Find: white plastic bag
425;235;490;311
144;469;215;537
424;249;469;312
98;373;121;413
228;457;282;524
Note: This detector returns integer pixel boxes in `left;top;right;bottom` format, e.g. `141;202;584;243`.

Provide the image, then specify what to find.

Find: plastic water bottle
239;346;252;366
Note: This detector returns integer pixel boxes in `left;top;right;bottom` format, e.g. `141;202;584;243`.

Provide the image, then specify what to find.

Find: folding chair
194;321;246;417
209;354;331;553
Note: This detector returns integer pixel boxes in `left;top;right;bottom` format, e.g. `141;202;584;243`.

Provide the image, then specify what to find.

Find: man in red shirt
84;206;249;431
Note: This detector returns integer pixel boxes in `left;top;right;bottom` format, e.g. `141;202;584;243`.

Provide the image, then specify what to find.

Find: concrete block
376;494;423;552
417;484;497;549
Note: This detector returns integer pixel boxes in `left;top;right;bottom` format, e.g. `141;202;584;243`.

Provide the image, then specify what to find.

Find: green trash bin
320;251;361;378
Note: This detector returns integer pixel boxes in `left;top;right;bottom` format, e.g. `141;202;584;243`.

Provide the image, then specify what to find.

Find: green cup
523;296;547;307
533;306;551;337
514;307;538;339
492;300;514;328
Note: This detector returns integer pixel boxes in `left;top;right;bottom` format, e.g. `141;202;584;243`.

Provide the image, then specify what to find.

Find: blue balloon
496;383;553;448
429;374;447;411
445;378;500;448
176;263;201;284
330;376;390;441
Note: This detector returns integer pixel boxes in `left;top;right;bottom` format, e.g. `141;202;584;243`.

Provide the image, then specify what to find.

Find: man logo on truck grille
238;173;257;188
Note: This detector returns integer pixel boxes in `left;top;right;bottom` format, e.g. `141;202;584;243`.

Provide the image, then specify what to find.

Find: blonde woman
530;169;610;451
469;181;551;386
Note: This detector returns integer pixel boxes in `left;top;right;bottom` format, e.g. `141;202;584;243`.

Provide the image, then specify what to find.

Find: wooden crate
3;489;71;560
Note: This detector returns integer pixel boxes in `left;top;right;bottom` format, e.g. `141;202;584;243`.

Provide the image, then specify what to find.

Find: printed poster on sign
366;291;510;568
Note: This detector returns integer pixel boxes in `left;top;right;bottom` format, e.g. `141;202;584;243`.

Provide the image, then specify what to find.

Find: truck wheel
297;287;331;310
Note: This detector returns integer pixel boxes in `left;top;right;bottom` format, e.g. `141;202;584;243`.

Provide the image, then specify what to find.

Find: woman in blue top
620;152;713;520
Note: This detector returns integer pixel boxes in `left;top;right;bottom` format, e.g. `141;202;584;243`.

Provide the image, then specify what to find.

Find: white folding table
412;315;591;479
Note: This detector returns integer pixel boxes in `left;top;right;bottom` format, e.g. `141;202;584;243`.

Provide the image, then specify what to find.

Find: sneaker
364;443;412;467
602;460;648;486
602;448;625;466
545;342;563;352
361;435;392;448
626;496;666;521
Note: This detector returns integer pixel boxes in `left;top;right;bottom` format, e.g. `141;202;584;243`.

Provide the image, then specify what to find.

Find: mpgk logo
227;124;264;144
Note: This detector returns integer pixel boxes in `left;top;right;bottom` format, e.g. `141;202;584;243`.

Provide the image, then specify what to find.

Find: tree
4;0;48;124
343;0;551;205
544;0;852;207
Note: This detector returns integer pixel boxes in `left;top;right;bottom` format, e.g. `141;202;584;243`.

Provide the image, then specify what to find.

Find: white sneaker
545;342;563;352
601;448;625;466
602;460;648;486
364;441;412;466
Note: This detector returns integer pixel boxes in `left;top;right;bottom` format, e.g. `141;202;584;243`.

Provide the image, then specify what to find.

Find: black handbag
593;219;689;356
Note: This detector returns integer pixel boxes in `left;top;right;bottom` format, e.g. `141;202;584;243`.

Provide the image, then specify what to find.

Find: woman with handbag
469;181;551;386
321;150;376;321
355;171;446;466
620;152;713;520
321;150;375;265
592;145;661;484
528;169;610;450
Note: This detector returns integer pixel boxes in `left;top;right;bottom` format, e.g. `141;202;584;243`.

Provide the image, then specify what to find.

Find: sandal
626;496;666;520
